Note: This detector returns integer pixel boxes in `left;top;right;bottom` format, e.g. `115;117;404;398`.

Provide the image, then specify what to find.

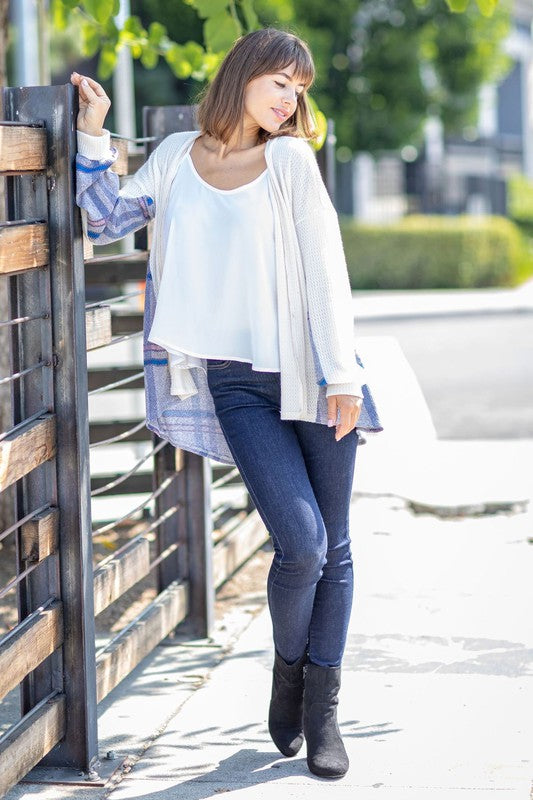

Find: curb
354;304;533;322
352;281;533;322
352;490;531;519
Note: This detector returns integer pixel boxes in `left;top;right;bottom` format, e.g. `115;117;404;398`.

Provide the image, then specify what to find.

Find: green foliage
51;0;509;154
339;215;533;289
203;11;241;52
445;0;499;14
51;0;262;81
280;0;512;155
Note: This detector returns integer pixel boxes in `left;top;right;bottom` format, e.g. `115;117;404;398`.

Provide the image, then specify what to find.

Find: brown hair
192;27;317;146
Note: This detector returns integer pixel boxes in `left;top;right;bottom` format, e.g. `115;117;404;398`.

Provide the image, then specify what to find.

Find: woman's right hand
70;71;111;137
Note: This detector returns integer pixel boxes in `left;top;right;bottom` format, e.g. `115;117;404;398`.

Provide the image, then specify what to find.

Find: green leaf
51;0;69;30
51;0;80;29
104;17;119;45
140;45;159;69
97;42;117;79
165;43;193;79
444;0;470;11
306;95;327;150
148;21;167;47
123;15;145;37
475;0;498;15
194;0;228;19
204;11;241;53
204;51;225;82
182;40;205;70
80;21;100;58
82;0;116;24
240;0;259;30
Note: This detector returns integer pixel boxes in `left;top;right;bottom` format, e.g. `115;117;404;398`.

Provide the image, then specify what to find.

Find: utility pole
11;0;50;86
113;0;136;143
113;0;136;255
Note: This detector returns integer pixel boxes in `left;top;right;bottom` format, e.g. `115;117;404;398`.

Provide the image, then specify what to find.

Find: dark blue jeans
206;358;359;667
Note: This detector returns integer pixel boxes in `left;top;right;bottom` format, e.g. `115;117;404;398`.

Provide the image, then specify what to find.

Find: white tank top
147;149;280;372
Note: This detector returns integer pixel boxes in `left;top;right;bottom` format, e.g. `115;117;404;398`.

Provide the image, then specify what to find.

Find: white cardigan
78;128;365;421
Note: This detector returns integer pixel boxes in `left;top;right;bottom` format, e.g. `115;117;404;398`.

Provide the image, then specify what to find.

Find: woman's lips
272;108;287;120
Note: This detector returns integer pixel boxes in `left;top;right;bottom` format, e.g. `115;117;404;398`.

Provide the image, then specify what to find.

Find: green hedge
506;173;533;240
339;214;533;290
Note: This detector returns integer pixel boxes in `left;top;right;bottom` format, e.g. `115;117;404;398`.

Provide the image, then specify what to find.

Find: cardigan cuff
76;128;113;160
325;381;363;399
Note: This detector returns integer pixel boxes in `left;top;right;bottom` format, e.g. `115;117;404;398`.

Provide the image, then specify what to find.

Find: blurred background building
342;0;533;222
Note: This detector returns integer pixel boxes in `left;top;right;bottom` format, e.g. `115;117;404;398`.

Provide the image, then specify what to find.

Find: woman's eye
275;80;302;97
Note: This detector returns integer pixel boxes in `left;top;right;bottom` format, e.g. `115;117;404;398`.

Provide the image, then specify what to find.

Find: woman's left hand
327;395;363;441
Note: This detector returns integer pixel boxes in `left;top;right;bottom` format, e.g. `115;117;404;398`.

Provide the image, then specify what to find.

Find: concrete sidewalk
6;282;532;799
9;493;532;800
352;277;533;320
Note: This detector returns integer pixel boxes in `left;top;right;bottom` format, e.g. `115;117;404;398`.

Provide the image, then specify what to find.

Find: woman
72;26;382;779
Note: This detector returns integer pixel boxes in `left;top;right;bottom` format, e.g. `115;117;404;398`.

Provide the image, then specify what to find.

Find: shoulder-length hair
193;27;318;146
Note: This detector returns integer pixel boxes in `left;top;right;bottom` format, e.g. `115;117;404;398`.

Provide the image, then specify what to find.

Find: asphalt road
358;310;533;440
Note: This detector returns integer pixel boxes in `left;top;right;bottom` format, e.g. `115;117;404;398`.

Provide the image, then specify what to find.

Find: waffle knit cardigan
76;128;383;465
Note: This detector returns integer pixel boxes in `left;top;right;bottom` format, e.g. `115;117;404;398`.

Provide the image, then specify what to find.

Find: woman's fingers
71;71;108;98
327;395;362;441
70;72;111;134
71;73;110;108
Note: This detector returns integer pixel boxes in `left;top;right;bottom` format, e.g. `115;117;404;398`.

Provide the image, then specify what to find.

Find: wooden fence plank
83;236;93;261
0;415;56;492
91;471;153;495
111;311;143;335
109;137;129;175
0;601;63;702
95;579;188;703
87;366;144;392
0;125;47;173
0;694;66;798
89;419;149;444
85;305;112;350
212;509;269;589
21;507;59;562
93;538;151;617
0;222;48;274
84;252;148;283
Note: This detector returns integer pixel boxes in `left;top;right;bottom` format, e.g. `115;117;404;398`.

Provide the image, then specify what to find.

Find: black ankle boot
268;648;308;757
303;661;349;778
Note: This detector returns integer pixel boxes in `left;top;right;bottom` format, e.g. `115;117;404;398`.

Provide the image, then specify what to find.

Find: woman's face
243;61;305;133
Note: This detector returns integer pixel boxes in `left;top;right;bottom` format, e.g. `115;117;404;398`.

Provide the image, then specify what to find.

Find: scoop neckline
185;149;268;194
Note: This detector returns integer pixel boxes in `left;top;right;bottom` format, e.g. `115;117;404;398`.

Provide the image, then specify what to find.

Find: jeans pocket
207;359;232;369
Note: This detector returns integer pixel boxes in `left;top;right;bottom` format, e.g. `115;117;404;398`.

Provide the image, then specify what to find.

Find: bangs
257;38;315;92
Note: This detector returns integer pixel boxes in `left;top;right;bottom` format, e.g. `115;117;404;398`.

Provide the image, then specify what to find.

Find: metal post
184;452;214;638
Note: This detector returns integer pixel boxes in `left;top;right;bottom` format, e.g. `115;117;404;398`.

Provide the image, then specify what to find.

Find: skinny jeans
206;358;359;667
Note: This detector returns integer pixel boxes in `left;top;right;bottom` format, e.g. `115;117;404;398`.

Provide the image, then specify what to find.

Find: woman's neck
199;130;262;160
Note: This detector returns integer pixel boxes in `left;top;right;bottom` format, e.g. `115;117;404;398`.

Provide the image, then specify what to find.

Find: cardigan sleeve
290;141;364;399
76;128;157;245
